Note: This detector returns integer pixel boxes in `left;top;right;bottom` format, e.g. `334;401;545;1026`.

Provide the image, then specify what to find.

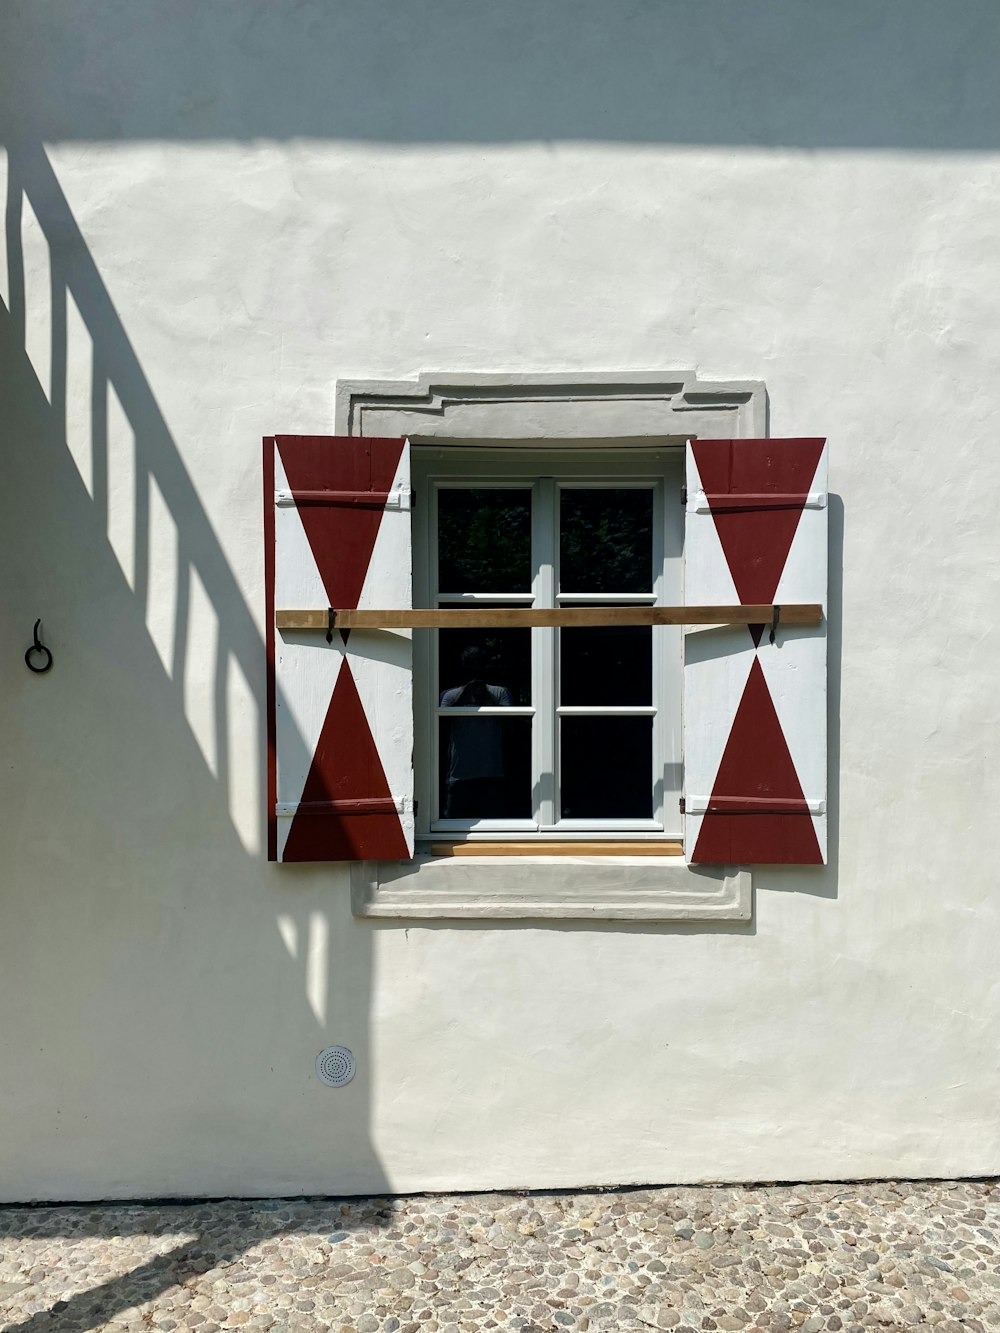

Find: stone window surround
337;372;763;923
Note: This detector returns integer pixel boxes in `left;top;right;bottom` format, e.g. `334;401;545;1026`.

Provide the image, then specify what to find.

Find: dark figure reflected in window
440;647;515;818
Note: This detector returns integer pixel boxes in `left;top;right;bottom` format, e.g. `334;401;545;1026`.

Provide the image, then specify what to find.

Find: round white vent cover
316;1045;356;1087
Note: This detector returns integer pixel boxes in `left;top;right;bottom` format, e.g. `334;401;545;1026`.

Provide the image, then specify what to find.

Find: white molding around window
336;371;760;922
352;858;751;922
335;371;766;442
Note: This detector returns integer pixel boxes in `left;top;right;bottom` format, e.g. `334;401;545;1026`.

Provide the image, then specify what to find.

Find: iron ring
25;643;53;674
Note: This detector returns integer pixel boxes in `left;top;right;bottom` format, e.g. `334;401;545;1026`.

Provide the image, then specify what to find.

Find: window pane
439;717;532;819
560;625;651;706
560;717;652;819
559;489;653;592
439;626;531;706
437;488;531;592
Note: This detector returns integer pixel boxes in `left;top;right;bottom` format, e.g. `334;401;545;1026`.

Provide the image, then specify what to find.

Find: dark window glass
437;488;531;592
439;717;532;819
439;621;531;707
560;717;652;819
560;625;651;706
559;488;653;592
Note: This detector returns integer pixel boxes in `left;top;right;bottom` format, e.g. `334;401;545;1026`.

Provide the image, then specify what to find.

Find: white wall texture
1;1;999;1199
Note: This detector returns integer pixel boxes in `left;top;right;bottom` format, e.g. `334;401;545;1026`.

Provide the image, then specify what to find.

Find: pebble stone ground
1;1180;998;1333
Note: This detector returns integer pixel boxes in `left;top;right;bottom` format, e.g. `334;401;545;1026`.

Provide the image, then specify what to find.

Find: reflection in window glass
439;627;531;706
439;717;532;819
438;488;531;592
560;717;653;819
560;489;653;592
560;625;651;706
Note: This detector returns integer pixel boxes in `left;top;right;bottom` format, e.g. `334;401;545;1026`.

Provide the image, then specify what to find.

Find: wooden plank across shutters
275;605;822;630
683;438;828;865
265;435;414;863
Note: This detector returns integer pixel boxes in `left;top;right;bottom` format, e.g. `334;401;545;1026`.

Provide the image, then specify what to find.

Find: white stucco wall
1;1;999;1200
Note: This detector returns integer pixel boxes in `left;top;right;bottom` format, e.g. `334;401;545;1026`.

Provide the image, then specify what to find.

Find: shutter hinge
679;796;686;815
680;485;687;507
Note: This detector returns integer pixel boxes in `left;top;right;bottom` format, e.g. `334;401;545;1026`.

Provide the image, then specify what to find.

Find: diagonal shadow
3;139;278;811
0;1237;230;1333
0;1197;398;1332
0;141;387;1213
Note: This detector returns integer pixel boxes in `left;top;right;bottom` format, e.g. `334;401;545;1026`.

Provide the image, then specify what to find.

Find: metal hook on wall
25;619;53;674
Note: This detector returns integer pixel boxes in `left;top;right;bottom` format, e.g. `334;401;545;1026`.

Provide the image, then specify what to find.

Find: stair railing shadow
1;140;388;1250
3;139;294;835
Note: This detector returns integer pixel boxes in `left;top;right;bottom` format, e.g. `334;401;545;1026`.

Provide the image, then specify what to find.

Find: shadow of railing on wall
0;141;387;1242
2;140;300;848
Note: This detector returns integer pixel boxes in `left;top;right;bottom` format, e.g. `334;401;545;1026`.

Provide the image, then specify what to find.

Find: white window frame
413;447;684;843
340;372;760;922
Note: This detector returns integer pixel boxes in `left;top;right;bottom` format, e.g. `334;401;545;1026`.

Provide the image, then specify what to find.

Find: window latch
679;797;686;815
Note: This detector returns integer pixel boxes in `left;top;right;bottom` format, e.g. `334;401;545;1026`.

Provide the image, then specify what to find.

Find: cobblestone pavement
1;1180;998;1333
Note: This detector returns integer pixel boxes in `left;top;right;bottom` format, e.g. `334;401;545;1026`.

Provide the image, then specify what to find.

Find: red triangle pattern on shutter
688;438;825;866
692;438;824;648
272;436;408;863
276;436;405;608
281;662;409;862
691;659;821;865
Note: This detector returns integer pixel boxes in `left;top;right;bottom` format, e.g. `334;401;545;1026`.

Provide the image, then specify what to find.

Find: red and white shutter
683;438;828;865
264;435;414;863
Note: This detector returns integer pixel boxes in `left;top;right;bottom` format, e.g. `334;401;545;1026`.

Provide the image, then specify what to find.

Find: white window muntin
413;448;683;840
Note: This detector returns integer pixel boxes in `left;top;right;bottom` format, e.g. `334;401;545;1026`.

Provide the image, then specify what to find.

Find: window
412;447;684;848
267;416;823;920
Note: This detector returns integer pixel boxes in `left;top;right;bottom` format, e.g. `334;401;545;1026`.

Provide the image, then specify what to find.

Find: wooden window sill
429;840;684;858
